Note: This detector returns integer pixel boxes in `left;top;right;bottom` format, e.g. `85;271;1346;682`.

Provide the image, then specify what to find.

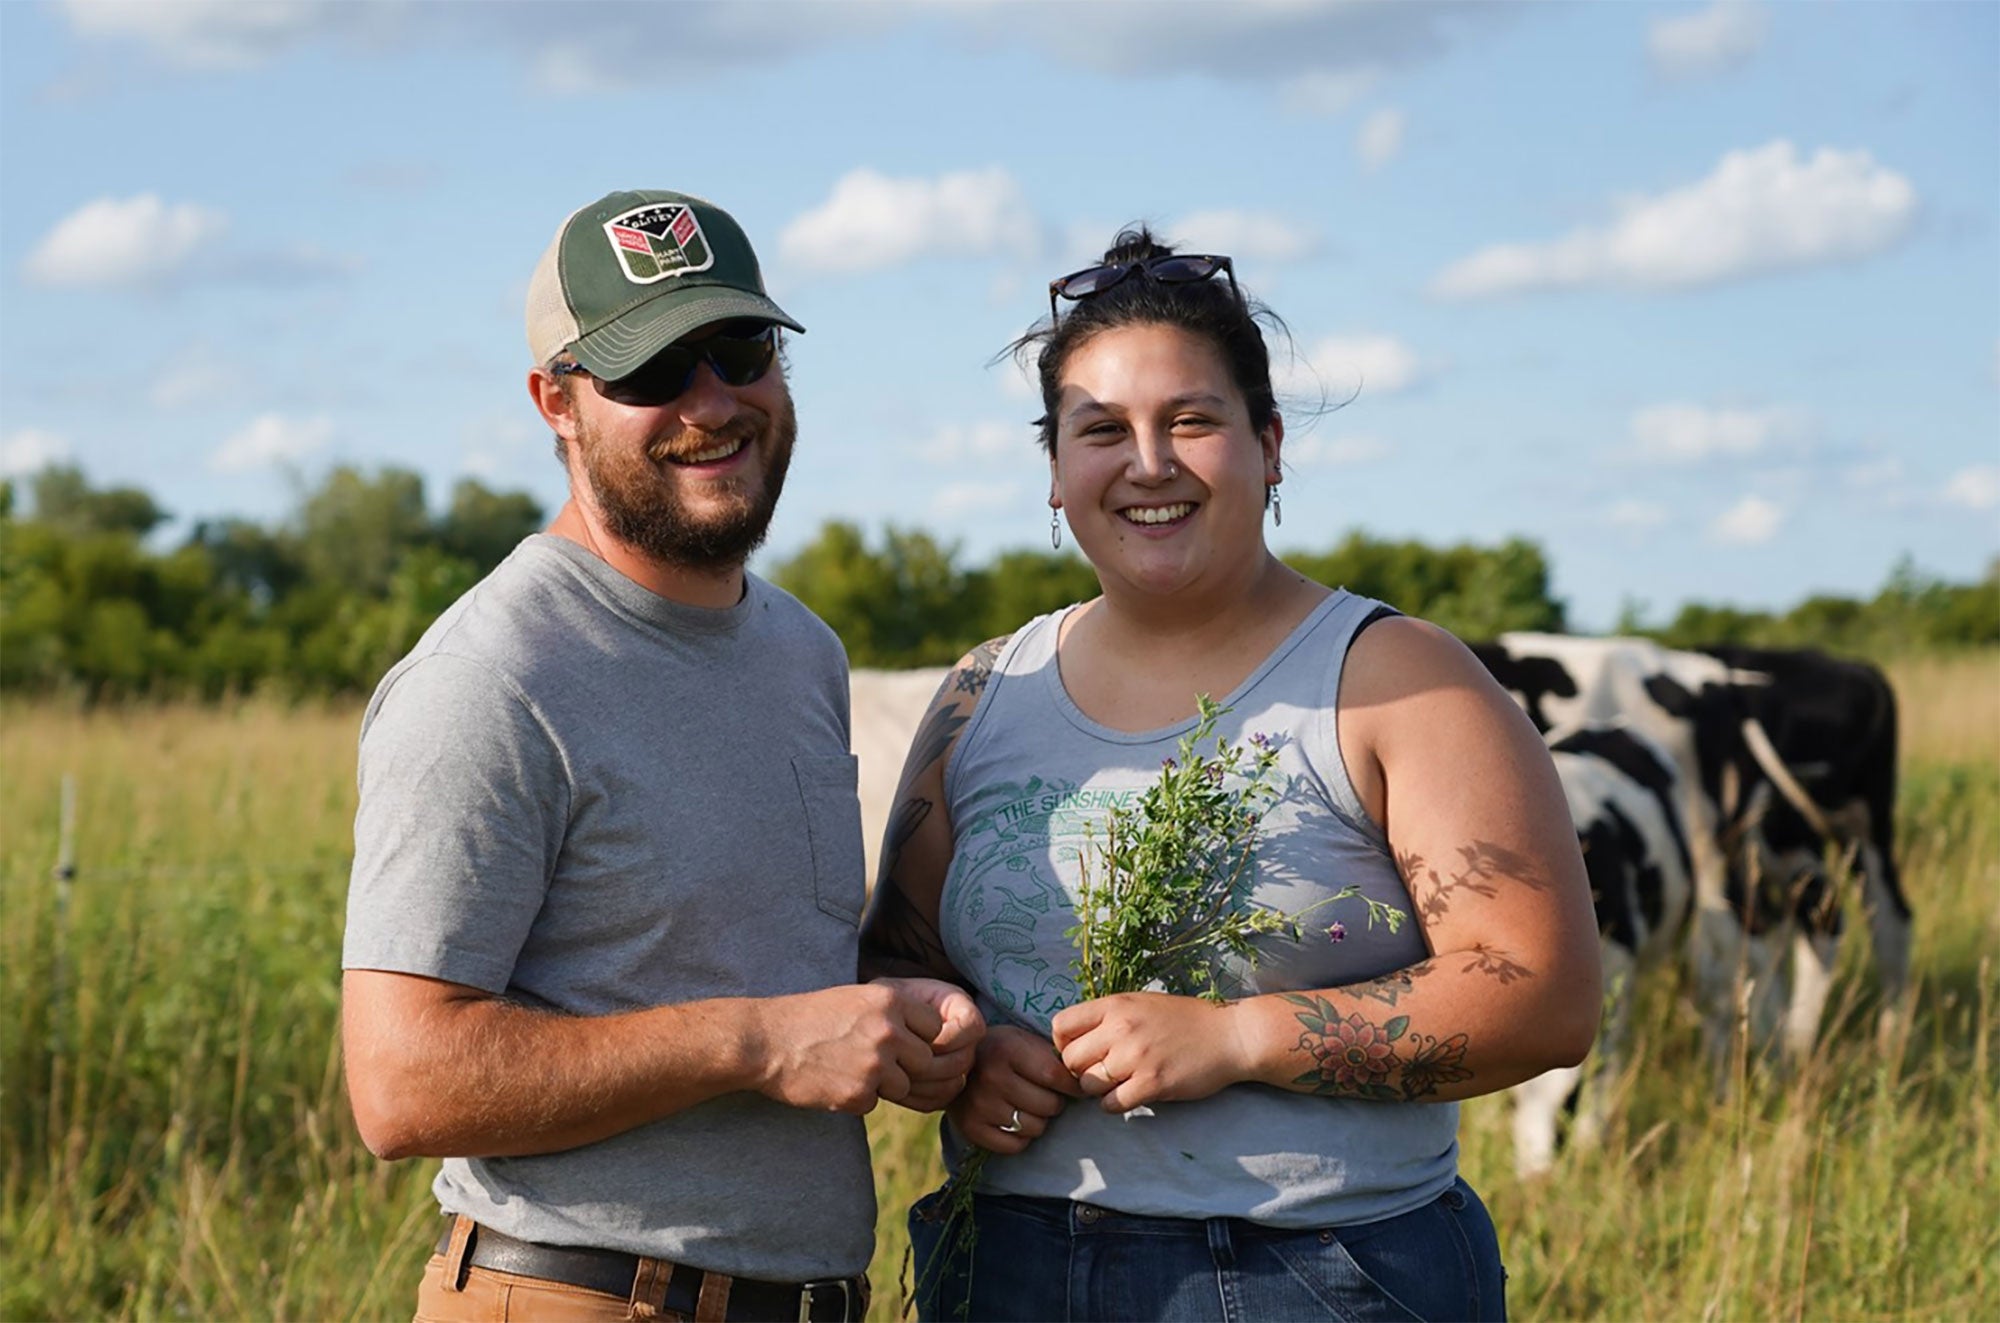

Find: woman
859;228;1601;1322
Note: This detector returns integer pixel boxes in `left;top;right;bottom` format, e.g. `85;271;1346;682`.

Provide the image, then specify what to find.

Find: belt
434;1219;866;1322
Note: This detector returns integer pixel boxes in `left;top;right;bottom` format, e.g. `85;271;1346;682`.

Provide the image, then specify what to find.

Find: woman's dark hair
1008;225;1285;456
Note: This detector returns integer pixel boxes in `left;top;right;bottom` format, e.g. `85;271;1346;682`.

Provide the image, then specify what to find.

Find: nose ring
1166;461;1179;481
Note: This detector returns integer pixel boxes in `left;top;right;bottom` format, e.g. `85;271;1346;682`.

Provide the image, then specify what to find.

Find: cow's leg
1744;934;1790;1065
1689;905;1742;1082
1859;836;1915;1051
1510;1065;1581;1179
1692;906;1789;1082
1785;924;1838;1061
1573;941;1636;1152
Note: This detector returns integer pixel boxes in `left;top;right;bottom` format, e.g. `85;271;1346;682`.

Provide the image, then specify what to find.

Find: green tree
963;549;1100;642
293;466;430;596
186;518;305;607
770;522;977;666
435;479;543;575
27;464;169;537
1285;533;1564;639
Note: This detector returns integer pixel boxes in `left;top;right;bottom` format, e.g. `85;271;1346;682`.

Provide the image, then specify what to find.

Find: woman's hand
1052;992;1252;1114
947;1025;1083;1154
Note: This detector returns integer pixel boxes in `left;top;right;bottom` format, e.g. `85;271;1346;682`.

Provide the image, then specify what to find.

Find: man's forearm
343;976;770;1159
343;971;959;1160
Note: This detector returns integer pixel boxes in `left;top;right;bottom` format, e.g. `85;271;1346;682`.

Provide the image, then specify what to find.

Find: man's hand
1052;993;1251;1114
871;977;985;1112
946;1025;1083;1153
752;982;975;1115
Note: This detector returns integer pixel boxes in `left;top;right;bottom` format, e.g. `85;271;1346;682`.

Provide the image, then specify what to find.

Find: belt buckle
797;1278;851;1323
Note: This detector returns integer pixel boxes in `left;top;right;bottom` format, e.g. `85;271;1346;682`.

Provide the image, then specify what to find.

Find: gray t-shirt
342;534;874;1279
940;591;1459;1226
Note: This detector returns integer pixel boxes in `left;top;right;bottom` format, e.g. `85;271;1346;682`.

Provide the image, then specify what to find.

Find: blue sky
2;0;1994;630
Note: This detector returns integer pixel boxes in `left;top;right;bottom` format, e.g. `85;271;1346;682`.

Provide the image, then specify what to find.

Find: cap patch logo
602;204;715;285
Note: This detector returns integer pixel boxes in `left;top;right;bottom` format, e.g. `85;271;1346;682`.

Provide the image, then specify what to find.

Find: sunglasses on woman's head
1048;254;1238;323
552;321;778;408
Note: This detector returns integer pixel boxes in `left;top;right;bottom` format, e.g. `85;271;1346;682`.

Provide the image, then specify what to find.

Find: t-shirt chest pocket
791;754;865;925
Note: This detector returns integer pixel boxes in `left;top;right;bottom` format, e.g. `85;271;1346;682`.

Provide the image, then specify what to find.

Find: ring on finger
998;1107;1023;1135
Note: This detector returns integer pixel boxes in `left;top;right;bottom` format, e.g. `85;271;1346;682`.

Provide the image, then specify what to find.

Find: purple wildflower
1326;920;1347;943
1249;732;1271;749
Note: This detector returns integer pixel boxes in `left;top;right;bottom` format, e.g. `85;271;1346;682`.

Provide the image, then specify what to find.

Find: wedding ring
998;1108;1023;1135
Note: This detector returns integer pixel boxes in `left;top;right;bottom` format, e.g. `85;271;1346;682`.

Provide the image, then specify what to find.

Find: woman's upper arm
857;636;1009;982
1340;618;1601;1019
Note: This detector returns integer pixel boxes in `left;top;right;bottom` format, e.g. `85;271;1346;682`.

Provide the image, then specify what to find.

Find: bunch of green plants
916;696;1402;1312
1070;696;1403;1001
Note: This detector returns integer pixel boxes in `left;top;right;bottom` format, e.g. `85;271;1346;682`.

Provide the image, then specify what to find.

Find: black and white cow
1511;722;1693;1175
1476;633;1908;1066
1696;645;1910;1051
1479;634;1792;1065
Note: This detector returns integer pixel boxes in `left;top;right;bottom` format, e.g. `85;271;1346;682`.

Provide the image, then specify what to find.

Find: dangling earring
1050;509;1063;550
1267;485;1282;527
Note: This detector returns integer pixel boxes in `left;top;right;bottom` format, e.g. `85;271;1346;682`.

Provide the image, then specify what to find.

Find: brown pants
413;1252;667;1322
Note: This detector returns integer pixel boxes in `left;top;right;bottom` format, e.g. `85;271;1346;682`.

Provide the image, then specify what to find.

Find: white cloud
1628;402;1808;463
24;194;227;288
959;1;1516;83
1356;108;1406;171
918;421;1034;465
58;1;1512;92
1841;456;1904;490
61;0;347;68
527;43;606;95
1942;465;2000;512
1649;1;1767;81
1604;499;1669;531
933;481;1024;517
1430;141;1917;298
149;350;231;409
1708;495;1783;545
1;429;74;477
1279;68;1382;117
209;413;332;473
1168;210;1319;263
995;355;1040;400
1286;434;1390;467
779;167;1039;274
1283;335;1425;400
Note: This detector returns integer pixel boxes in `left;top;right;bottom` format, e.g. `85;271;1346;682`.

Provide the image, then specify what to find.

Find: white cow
1511;723;1694;1176
850;667;948;888
1486;633;1798;1068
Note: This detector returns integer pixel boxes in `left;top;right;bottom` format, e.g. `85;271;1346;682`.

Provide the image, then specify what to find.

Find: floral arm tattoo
1281;987;1475;1101
857;637;1007;982
1277;840;1544;1100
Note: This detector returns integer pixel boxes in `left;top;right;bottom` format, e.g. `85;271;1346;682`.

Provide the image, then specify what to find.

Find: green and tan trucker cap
525;189;804;381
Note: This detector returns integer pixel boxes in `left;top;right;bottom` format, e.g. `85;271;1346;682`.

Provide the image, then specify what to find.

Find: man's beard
577;388;796;571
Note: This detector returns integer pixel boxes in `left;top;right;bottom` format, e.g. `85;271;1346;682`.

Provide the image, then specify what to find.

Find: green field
3;654;1995;1320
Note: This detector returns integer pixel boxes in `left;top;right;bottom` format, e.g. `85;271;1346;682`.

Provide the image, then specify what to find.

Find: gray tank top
940;589;1458;1226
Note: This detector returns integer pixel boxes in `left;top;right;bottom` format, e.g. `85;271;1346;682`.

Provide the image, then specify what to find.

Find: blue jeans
908;1179;1506;1322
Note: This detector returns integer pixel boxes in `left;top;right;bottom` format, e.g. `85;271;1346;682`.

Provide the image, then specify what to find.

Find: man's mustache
645;414;765;466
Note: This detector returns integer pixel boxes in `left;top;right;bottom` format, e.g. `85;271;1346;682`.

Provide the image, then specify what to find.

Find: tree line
1;464;1991;701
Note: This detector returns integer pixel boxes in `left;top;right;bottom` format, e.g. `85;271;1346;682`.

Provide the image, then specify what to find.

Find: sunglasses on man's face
1047;253;1238;324
553;321;778;408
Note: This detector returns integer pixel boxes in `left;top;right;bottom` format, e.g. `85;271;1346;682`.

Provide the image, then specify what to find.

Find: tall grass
2;652;1994;1319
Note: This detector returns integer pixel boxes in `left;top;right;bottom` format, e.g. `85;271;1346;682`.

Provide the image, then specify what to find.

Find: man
341;189;981;1323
